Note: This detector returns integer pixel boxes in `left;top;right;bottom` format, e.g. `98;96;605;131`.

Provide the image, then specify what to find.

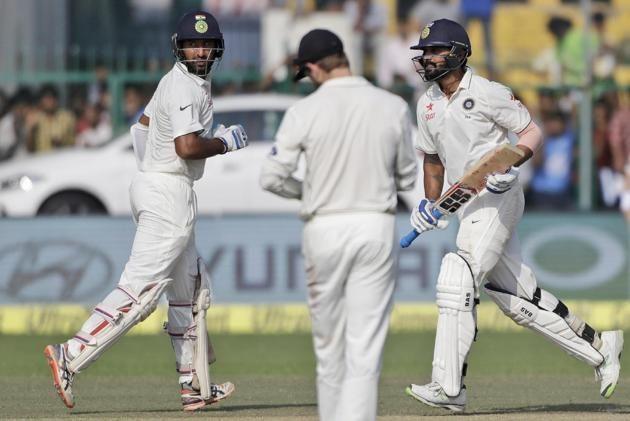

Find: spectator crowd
0;82;150;161
0;0;628;216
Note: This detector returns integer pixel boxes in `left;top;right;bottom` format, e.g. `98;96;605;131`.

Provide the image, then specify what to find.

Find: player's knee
435;253;477;314
453;250;481;281
487;263;538;301
318;361;345;383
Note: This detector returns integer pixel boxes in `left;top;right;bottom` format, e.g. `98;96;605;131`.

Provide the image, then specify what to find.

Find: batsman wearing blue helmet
44;11;246;411
404;19;623;412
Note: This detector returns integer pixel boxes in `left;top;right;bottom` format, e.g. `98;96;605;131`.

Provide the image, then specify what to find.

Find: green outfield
1;331;628;420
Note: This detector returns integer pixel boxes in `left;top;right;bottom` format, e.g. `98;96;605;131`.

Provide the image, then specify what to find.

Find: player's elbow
516;121;544;154
397;177;416;192
259;172;281;193
175;146;194;160
174;134;198;159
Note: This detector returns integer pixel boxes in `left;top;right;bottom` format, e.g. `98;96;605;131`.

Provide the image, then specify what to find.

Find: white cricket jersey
142;62;214;181
415;69;531;185
260;76;417;220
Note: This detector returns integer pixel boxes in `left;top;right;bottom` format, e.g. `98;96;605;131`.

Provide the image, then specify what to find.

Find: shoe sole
44;346;74;409
182;400;208;412
405;386;464;413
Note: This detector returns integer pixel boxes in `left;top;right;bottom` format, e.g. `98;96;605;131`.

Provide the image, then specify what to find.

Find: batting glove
486;166;519;194
215;124;248;154
410;199;449;233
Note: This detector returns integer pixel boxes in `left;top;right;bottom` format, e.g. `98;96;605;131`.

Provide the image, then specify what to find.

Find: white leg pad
68;279;170;373
193;258;215;400
484;284;603;366
432;253;477;397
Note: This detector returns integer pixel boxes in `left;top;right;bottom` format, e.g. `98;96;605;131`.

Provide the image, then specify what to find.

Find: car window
213;110;286;141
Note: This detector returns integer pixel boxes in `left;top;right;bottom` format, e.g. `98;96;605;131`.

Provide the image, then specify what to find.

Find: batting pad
68;279;170;373
432;253;477;397
484;284;603;367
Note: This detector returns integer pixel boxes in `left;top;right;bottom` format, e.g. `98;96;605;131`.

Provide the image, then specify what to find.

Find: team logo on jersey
463;98;475;110
426;103;434;111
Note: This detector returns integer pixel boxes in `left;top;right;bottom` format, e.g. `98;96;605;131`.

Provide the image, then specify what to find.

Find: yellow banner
1;301;629;335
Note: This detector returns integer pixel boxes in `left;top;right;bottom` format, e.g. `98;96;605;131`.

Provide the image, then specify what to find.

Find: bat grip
400;207;444;248
400;230;419;248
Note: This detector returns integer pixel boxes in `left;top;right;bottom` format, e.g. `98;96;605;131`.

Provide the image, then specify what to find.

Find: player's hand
486;166;519;194
410;199;449;233
215;124;248;153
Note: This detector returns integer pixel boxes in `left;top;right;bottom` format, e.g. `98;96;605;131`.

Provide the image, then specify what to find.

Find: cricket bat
400;143;525;248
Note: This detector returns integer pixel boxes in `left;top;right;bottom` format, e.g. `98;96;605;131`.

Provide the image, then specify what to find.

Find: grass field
1;331;628;420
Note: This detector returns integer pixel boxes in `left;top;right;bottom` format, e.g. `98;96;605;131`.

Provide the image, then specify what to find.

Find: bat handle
400;207;444;248
400;230;419;248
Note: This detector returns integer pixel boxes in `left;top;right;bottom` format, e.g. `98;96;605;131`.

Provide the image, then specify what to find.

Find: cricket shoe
44;344;75;409
405;382;466;412
181;381;235;411
595;330;624;398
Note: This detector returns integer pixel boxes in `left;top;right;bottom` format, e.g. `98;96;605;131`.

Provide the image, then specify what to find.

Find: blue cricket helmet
171;11;224;77
410;19;472;82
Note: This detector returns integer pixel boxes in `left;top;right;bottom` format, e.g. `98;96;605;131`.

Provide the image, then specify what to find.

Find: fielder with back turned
260;29;417;421
44;11;247;411
404;19;623;412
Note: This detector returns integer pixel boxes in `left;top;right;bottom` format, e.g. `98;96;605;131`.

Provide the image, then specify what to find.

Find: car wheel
38;192;107;215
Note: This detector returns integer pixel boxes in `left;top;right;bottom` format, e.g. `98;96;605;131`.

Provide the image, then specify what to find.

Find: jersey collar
458;68;473;91
320;75;369;88
174;62;211;88
430;67;473;101
448;67;473;96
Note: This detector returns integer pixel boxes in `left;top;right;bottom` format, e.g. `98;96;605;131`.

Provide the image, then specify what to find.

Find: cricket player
404;19;624;412
44;11;247;411
260;29;417;421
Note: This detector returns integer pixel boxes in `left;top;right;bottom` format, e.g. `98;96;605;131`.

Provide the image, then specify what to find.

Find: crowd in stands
0;82;150;161
0;0;628;215
526;10;629;215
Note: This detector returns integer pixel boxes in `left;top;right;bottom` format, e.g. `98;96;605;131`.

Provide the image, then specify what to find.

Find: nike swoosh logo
179;104;192;111
471;220;480;224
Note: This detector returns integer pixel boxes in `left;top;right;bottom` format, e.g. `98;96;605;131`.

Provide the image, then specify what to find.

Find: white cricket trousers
302;212;396;421
123;171;197;289
68;171;201;372
456;184;537;298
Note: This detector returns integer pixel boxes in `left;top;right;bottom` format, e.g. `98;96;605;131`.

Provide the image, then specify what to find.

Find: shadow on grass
462;403;630;416
71;402;317;416
220;402;317;412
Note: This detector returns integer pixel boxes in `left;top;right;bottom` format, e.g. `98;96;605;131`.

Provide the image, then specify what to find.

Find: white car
0;93;421;217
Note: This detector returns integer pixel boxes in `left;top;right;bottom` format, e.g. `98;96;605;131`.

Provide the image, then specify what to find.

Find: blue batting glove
410;199;449;233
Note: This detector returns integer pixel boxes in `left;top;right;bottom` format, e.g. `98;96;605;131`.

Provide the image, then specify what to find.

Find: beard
421;62;449;82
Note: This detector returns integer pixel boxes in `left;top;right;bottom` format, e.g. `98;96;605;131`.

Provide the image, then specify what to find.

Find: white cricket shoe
44;344;75;408
405;382;466;412
595;330;624;398
181;381;235;411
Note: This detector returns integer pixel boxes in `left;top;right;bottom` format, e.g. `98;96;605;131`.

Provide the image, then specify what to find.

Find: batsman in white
404;19;624;412
260;29;417;421
44;10;248;411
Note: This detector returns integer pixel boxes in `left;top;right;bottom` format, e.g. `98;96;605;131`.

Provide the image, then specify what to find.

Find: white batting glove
486;166;520;194
214;124;248;154
410;199;449;233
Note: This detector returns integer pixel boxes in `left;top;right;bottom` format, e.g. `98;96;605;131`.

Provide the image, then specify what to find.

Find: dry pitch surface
1;331;628;420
